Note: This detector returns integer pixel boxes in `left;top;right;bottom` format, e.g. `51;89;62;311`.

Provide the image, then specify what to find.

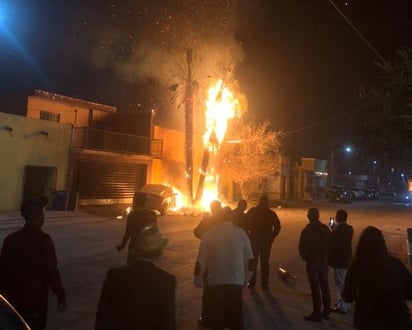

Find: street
1;199;411;329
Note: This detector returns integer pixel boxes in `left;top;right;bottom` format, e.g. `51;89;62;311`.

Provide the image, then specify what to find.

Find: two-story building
0;89;164;210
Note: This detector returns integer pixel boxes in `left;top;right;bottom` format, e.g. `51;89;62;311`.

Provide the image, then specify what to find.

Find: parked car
363;188;379;200
326;186;352;203
396;191;412;205
351;188;366;200
0;294;31;329
124;184;177;217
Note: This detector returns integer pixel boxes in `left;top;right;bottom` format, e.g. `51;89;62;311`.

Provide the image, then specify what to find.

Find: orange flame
153;81;241;214
203;79;240;152
199;80;241;209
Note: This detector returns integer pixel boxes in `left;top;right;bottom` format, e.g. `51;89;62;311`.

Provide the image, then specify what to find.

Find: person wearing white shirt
194;207;254;330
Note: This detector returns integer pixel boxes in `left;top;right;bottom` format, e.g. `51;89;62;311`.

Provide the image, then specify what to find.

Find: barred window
40;111;60;122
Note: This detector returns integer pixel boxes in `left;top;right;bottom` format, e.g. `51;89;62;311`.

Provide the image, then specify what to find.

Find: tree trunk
184;49;194;203
195;148;210;202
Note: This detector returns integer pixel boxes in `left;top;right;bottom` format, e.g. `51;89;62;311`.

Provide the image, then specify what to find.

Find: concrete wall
27;95;114;127
152;125;186;192
0;112;72;210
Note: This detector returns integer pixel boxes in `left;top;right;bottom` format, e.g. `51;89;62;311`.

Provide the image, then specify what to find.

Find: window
40;111;60;122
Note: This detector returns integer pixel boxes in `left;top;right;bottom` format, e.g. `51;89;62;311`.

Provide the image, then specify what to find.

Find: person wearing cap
328;209;353;314
117;192;157;264
298;207;332;322
0;196;66;330
194;206;254;329
96;223;176;330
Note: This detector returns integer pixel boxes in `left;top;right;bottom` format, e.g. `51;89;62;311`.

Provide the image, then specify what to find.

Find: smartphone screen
329;217;335;228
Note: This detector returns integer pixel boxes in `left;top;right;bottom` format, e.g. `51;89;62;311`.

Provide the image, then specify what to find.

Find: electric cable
328;0;387;64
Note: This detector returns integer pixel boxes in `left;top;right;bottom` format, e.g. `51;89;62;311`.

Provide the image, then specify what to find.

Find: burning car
124;184;178;217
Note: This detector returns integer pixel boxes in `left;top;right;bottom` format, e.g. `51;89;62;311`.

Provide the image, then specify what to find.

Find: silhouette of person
232;199;248;231
194;206;254;330
193;200;223;239
96;223;175;330
328;209;353;314
117;192;157;264
299;207;331;322
0;196;66;330
342;226;412;329
245;195;281;290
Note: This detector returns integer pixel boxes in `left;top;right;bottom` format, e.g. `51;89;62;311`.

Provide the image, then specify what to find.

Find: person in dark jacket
328;209;353;314
96;223;175;330
232;199;248;231
245;195;281;290
117;192;157;264
0;196;66;330
298;208;331;322
342;226;412;330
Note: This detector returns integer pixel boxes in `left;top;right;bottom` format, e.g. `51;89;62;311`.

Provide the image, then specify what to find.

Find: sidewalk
0;208;107;231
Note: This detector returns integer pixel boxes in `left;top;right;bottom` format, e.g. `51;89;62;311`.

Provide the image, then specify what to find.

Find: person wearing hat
298;207;332;322
96;223;175;330
0;196;66;330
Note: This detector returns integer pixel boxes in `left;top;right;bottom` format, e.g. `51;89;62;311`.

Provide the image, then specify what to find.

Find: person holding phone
328;209;353;314
329;217;335;229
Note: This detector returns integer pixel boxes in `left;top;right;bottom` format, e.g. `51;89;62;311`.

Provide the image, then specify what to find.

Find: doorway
22;165;57;207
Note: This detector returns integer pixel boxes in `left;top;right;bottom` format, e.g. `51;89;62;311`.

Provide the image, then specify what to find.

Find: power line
328;0;387;64
285;111;348;135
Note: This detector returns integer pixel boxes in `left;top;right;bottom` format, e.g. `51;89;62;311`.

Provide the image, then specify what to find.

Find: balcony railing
72;127;163;158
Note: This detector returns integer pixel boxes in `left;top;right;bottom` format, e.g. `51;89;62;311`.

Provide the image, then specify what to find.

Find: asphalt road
1;198;411;329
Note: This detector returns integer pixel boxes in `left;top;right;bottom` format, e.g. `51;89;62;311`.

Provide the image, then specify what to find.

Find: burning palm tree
195;78;241;207
169;49;241;207
169;48;201;204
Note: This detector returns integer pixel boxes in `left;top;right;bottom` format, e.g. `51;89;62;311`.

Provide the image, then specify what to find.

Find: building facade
293;157;328;201
1;90;164;210
0;112;72;210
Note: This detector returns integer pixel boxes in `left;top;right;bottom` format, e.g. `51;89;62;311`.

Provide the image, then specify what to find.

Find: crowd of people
0;194;411;330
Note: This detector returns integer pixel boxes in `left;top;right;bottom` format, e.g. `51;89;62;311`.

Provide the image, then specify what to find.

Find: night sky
1;0;411;160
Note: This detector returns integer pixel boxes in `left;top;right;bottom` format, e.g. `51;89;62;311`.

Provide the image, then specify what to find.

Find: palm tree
169;48;200;204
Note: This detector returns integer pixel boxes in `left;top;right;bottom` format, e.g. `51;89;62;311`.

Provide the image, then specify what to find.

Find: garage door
74;160;147;203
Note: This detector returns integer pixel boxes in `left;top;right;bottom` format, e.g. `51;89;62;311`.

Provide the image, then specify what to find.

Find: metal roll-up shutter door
76;160;147;201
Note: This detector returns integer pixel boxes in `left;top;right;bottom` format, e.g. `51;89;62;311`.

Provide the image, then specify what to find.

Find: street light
372;160;377;175
328;146;352;187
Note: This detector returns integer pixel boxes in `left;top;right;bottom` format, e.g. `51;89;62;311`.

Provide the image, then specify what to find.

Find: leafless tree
218;120;284;200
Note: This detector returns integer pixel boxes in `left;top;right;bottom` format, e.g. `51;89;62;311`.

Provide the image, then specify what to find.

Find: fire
158;80;241;214
203;80;241;150
198;79;241;209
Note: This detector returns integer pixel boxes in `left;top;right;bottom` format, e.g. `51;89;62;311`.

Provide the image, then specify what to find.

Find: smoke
112;1;248;86
116;41;245;86
71;0;257;85
62;0;259;127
